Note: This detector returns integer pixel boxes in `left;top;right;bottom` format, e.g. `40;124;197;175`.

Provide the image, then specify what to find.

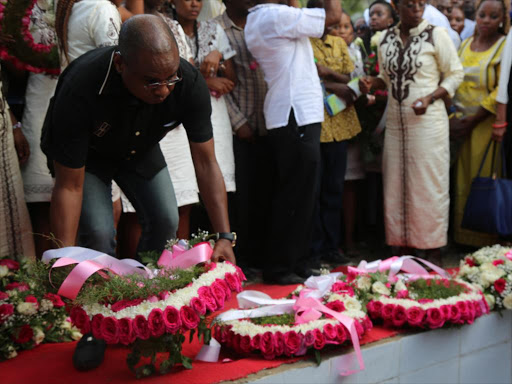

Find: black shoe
73;333;106;371
295;260;322;278
263;272;305;285
321;250;351;266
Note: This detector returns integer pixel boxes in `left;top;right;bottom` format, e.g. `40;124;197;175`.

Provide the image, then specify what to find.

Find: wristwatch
209;232;237;247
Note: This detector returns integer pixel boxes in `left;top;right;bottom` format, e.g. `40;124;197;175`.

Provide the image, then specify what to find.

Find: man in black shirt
42;15;235;263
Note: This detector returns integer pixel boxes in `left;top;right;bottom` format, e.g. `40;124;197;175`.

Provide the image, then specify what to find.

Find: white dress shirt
245;4;325;129
497;29;512;104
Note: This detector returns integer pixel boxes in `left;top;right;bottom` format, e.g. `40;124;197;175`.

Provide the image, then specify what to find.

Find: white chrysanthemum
17;302;37;316
33;327;45;344
459;264;478;277
356;276;372;291
480;269;506;287
485;294;496;310
0;265;8;278
372;281;390;296
503;294;512;310
71;331;83;341
343;296;362;312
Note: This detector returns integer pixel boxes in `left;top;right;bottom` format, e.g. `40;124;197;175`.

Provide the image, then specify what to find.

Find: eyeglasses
144;68;183;90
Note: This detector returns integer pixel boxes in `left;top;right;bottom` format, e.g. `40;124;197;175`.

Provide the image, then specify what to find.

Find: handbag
461;139;512;236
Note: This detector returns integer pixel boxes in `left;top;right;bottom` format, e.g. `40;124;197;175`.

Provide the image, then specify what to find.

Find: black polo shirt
41;46;213;183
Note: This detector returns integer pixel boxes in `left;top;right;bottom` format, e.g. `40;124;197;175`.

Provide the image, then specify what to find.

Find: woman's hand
206;77;235;96
492;120;507;142
200;51;223;78
13;129;30;165
411;95;433;116
359;77;374;94
450;116;476;139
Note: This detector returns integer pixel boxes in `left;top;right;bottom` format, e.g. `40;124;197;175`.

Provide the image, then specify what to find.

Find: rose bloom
273;331;285;356
180;305;200;330
406;306;425;326
426;308;445;329
325;300;345;318
0;303;14;323
163;306;182;334
101;316;119;344
70;307;91;334
493;259;505;266
381;304;396;320
198;286;218;312
304;330;315;347
392;305;407;327
224;273;240;292
0;259;20;270
190;297;207;316
43;293;65;308
239;335;252;354
211;281;226;308
250;333;262;350
335;324;347;343
215;278;232;301
133;315;150;340
284;331;302;356
91;314;105;339
14;324;34;344
5;282;29;292
0;291;9;301
118;318;134;345
259;332;275;359
313;328;326;350
494;279;507;294
503;294;512;310
148;308;166;337
323;323;337;341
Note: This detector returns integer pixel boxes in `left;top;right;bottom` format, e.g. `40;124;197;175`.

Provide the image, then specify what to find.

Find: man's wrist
209;232;237;247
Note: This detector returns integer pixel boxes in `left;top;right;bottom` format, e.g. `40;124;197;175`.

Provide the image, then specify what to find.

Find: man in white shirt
244;0;341;285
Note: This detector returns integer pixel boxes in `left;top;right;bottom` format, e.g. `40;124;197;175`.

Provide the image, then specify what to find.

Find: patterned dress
377;20;463;249
0;67;36;259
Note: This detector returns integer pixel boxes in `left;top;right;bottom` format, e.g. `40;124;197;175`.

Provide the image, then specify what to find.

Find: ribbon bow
348;255;449;282
42;247;152;300
158;242;213;269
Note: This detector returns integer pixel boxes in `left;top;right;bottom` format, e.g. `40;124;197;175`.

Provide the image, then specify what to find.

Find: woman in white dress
173;0;237;193
360;0;463;261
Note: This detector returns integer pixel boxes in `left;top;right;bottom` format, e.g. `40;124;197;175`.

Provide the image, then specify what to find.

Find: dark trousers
263;112;321;278
231;135;272;269
311;140;348;256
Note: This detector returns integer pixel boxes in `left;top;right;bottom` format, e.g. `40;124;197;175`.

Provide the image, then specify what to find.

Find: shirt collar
220;11;243;31
249;3;283;13
394;19;429;36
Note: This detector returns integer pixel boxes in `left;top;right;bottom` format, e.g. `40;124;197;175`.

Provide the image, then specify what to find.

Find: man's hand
236;122;255;142
200;51;223;78
411;95;433;116
325;83;356;105
211;239;236;264
13;129;30;165
359;77;373;94
206;77;235;96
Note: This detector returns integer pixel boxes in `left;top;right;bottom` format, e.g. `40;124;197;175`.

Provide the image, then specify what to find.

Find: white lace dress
185;20;236;192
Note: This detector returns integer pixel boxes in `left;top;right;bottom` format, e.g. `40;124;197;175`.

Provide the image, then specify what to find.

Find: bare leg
27;202;53;259
116;212;141;259
177;204;191;240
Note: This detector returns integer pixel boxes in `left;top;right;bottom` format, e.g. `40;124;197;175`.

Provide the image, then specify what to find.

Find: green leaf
314;350;322;366
189;329;196;343
159;359;173;375
204;328;211;345
181;356;193;370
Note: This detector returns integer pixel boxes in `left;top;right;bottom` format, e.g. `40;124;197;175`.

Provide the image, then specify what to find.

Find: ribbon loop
158;243;213;269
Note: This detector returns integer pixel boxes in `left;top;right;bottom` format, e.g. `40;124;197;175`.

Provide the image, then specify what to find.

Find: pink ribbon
348;256;449;282
42;247;151;300
158;242;213;269
294;292;365;376
505;251;512;261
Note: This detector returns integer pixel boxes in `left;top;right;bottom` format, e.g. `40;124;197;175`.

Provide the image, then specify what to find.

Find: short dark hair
119;14;178;64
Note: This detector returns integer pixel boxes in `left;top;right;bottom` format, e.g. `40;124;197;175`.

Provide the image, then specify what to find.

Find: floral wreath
213;275;370;375
0;0;60;74
41;239;246;378
457;244;512;311
350;272;489;329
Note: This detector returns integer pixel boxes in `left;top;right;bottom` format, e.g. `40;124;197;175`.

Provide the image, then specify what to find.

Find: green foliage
406;279;466;300
250;313;296;326
30;259;204;306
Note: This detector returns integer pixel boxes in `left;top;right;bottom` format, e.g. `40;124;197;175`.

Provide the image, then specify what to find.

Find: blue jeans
78;167;179;256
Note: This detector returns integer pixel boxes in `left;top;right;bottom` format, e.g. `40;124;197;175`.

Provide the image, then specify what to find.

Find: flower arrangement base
353;274;490;329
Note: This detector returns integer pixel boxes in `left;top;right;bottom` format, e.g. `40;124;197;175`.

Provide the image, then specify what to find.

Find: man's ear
113;51;124;74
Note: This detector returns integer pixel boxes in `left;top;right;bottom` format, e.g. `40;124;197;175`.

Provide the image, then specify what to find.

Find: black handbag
461;139;512;236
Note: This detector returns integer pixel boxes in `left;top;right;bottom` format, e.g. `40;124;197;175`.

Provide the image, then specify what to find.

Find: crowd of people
2;0;512;284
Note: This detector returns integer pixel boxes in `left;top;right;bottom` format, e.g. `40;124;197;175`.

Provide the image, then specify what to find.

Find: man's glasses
144;68;183;90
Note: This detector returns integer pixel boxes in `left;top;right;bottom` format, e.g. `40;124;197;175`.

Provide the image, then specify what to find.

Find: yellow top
310;35;361;143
